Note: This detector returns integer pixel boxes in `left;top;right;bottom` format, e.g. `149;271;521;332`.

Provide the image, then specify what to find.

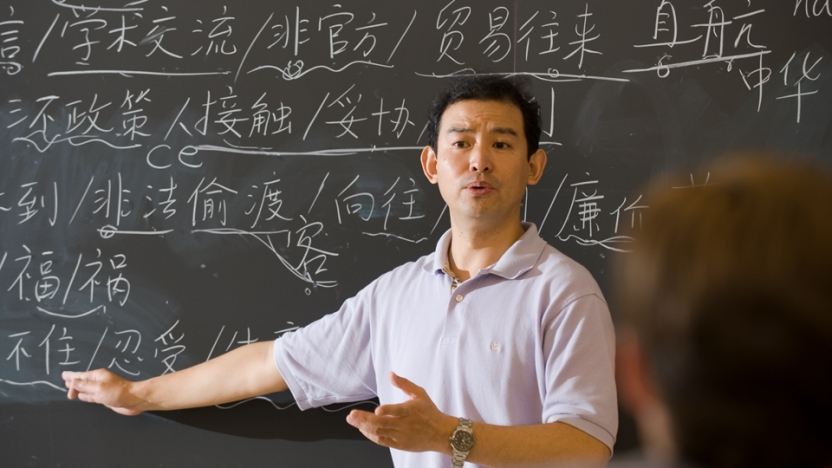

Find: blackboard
1;0;830;466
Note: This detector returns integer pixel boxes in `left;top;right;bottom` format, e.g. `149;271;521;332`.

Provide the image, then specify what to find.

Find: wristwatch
449;417;474;467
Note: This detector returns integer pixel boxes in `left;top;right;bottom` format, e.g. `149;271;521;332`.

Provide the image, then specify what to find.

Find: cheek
510;164;532;186
435;173;456;198
435;158;465;180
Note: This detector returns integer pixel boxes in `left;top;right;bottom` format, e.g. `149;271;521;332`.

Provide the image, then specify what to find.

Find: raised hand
346;372;457;453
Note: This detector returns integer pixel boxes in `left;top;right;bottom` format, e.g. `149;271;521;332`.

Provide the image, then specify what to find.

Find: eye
494;141;510;149
452;140;468;148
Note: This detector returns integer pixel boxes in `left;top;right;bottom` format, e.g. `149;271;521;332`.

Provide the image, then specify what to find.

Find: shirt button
455;294;464;302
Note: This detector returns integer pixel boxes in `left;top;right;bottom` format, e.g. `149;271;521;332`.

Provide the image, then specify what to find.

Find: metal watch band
451;448;467;468
450;417;474;468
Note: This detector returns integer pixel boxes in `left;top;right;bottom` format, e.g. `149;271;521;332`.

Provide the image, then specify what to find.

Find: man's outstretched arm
62;341;287;416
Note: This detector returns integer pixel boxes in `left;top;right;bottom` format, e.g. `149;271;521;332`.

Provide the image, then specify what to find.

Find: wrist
436;413;460;455
130;378;154;412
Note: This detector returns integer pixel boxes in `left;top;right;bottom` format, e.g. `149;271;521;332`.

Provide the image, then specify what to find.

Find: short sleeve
273;289;378;410
542;294;618;452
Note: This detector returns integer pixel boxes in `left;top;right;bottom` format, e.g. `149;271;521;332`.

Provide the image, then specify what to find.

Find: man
614;154;832;468
63;76;617;467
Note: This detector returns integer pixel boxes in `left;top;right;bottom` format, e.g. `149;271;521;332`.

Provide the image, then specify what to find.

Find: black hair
427;75;541;157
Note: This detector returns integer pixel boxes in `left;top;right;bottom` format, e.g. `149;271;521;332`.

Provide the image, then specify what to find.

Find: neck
447;218;525;282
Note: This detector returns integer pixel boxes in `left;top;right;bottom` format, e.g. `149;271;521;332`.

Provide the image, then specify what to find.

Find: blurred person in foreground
613;153;832;468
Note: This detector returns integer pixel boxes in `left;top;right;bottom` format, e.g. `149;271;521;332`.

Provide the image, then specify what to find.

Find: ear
526;148;547;186
616;328;678;458
616;328;661;416
421;145;439;185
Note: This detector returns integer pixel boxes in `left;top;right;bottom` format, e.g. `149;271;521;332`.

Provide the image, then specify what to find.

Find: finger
66;382;79;400
389;372;425;399
347;409;392;428
68;377;99;396
354;423;380;444
374;402;411;417
346;409;372;429
62;370;97;383
62;370;85;379
64;374;86;390
347;410;399;435
348;411;403;449
63;372;80;398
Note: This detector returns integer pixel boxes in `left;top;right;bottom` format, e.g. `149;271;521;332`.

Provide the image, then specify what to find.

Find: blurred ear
616;328;660;416
421;146;439;185
617;328;678;460
527;149;547;186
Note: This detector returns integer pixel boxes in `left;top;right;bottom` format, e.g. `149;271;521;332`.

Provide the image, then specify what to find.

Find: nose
469;143;492;173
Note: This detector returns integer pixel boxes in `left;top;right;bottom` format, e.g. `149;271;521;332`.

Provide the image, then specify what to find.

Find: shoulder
510;224;604;303
534;242;605;301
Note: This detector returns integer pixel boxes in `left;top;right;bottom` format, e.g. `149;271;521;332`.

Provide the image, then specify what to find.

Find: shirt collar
427;222;547;280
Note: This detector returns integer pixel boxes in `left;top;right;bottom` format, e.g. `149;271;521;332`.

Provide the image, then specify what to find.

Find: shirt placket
441;265;467;346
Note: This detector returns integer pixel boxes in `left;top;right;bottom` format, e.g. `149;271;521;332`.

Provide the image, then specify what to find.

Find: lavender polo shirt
274;223;617;467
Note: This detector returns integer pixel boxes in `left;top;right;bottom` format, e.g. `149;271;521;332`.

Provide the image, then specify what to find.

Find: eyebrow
445;126;519;137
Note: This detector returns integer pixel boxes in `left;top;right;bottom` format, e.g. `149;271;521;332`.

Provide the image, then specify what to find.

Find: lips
464;179;495;195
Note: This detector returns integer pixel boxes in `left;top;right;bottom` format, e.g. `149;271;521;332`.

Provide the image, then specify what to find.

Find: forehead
438;99;524;134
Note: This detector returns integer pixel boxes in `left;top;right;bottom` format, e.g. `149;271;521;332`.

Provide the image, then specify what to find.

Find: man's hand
62;369;144;416
346;372;457;453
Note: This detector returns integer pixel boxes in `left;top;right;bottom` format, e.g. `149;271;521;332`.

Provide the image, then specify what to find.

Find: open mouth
466;181;493;195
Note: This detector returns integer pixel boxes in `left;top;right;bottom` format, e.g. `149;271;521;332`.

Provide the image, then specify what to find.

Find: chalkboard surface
1;0;830;466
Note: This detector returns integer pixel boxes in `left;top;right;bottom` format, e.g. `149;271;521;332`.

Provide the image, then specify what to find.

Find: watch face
451;430;474;452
